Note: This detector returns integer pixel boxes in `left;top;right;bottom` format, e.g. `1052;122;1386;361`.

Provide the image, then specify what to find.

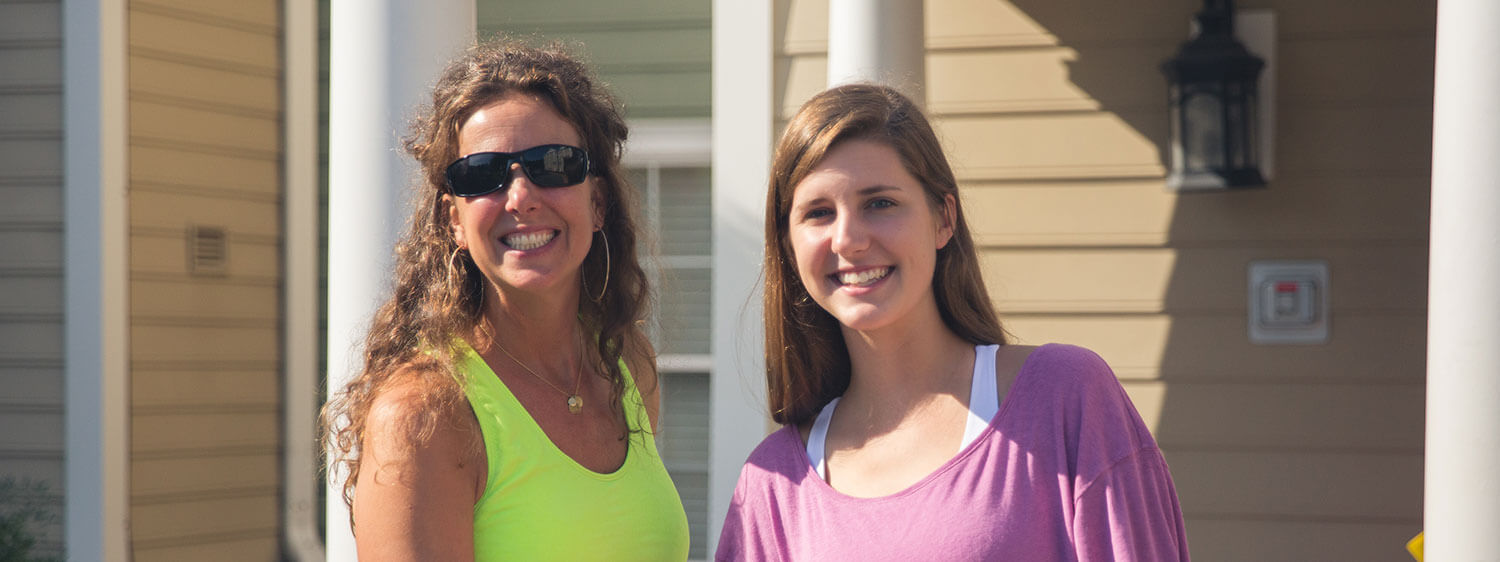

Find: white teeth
837;267;891;286
503;230;556;251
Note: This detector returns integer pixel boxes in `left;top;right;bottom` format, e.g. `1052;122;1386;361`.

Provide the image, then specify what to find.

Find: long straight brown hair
763;84;1007;426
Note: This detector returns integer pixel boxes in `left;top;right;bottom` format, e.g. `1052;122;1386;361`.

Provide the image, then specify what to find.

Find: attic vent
187;225;228;276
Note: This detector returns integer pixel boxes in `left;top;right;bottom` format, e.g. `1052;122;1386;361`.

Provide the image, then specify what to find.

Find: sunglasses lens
445;145;590;197
447;153;512;197
521;145;589;188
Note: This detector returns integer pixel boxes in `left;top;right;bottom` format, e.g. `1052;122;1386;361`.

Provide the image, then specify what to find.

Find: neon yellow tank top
457;342;690;561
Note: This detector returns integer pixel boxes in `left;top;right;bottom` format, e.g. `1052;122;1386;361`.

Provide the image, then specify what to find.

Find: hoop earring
448;245;465;268
446;245;469;301
584;230;611;303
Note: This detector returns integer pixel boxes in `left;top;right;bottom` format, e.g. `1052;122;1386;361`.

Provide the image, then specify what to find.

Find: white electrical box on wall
1248;260;1329;344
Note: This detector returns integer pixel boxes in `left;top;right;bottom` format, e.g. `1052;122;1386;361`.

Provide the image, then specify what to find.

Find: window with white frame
623;119;712;561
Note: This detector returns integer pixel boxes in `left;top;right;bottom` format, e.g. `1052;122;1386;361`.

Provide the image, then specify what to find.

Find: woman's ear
444;194;467;249
936;193;956;250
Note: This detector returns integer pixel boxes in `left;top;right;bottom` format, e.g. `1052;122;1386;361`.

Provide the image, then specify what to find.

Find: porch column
325;0;473;559
709;0;773;553
1426;0;1500;558
826;0;926;103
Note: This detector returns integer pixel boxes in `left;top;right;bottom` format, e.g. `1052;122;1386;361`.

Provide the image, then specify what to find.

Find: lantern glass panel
1168;84;1185;172
1242;88;1259;169
1226;81;1247;168
1184;91;1224;171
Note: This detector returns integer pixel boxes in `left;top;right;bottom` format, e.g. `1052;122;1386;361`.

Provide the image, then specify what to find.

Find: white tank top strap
806;344;999;479
807;397;839;480
961;344;1002;450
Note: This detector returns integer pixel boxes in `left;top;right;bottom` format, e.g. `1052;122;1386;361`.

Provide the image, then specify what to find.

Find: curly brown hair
321;38;656;516
762;84;1007;426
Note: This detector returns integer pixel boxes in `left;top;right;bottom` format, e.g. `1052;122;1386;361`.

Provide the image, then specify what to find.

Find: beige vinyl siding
779;0;1430;560
479;0;711;119
0;0;65;557
126;0;283;558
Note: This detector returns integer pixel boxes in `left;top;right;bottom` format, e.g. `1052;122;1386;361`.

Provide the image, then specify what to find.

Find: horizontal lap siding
0;0;66;557
127;1;282;559
982;245;1427;314
1006;313;1424;383
478;0;711;119
966;177;1429;246
780;0;1431;559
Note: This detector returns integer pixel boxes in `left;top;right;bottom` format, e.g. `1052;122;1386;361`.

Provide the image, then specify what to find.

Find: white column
827;0;926;103
709;0;772;554
326;0;473;559
281;0;325;559
1426;0;1500;558
63;0;129;559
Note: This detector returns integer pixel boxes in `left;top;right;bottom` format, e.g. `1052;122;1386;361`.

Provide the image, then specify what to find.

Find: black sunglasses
444;144;592;197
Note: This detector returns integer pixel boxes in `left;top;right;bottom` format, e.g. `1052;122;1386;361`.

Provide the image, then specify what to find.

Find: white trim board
63;0;130;558
281;0;326;559
623;118;712;167
709;0;773;554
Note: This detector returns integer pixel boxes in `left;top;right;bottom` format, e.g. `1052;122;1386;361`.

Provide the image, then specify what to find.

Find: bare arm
353;379;485;561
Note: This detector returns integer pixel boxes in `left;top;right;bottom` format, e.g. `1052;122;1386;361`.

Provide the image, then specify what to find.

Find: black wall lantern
1162;0;1266;191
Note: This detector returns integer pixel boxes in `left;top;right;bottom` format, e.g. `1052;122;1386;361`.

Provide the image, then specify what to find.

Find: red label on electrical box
1275;282;1300;293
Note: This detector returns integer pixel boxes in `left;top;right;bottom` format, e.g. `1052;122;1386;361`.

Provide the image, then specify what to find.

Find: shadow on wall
997;1;1432;560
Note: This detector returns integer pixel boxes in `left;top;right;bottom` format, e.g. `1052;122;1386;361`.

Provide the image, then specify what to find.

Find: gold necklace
493;340;584;414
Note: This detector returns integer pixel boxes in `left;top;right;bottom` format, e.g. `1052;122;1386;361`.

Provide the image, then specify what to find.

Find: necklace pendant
567;394;583;414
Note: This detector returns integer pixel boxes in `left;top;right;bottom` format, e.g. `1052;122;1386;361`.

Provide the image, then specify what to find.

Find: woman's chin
485;269;579;299
830;306;897;334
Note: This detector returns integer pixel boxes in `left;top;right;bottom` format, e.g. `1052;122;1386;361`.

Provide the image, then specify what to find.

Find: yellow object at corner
458;341;690;561
1407;532;1423;561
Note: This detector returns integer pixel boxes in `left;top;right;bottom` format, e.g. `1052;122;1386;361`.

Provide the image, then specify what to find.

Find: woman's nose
830;214;869;255
503;162;539;214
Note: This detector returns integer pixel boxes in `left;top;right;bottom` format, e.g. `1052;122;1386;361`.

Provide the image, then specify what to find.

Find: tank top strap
806;397;840;481
806;344;1001;478
961;344;1002;449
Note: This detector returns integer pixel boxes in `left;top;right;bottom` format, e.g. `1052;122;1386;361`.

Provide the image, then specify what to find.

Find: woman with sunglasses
324;40;688;560
716;84;1190;561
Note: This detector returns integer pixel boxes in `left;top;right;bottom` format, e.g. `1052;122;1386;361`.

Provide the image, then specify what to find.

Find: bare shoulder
623;349;657;392
366;371;471;445
354;368;484;560
994;344;1040;372
360;368;484;497
365;374;432;431
993;344;1041;405
623;343;663;431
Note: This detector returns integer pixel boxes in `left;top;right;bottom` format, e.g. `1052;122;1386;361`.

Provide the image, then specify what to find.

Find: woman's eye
869;198;897;209
803;208;833;220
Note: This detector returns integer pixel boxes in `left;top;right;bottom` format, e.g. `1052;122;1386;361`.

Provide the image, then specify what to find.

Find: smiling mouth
834;267;892;287
503;230;557;251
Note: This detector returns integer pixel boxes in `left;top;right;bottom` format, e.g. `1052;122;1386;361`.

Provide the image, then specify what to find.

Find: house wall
778;1;1430;560
126;0;284;558
479;0;711;119
0;0;67;557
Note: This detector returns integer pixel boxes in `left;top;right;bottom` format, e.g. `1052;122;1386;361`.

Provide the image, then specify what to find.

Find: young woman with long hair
717;84;1189;560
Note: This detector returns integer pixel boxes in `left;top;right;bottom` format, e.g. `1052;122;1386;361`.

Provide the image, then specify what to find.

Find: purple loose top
717;344;1190;561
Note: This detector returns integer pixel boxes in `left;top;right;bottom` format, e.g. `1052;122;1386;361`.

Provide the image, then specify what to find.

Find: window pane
658;167;711;257
659;266;711;355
